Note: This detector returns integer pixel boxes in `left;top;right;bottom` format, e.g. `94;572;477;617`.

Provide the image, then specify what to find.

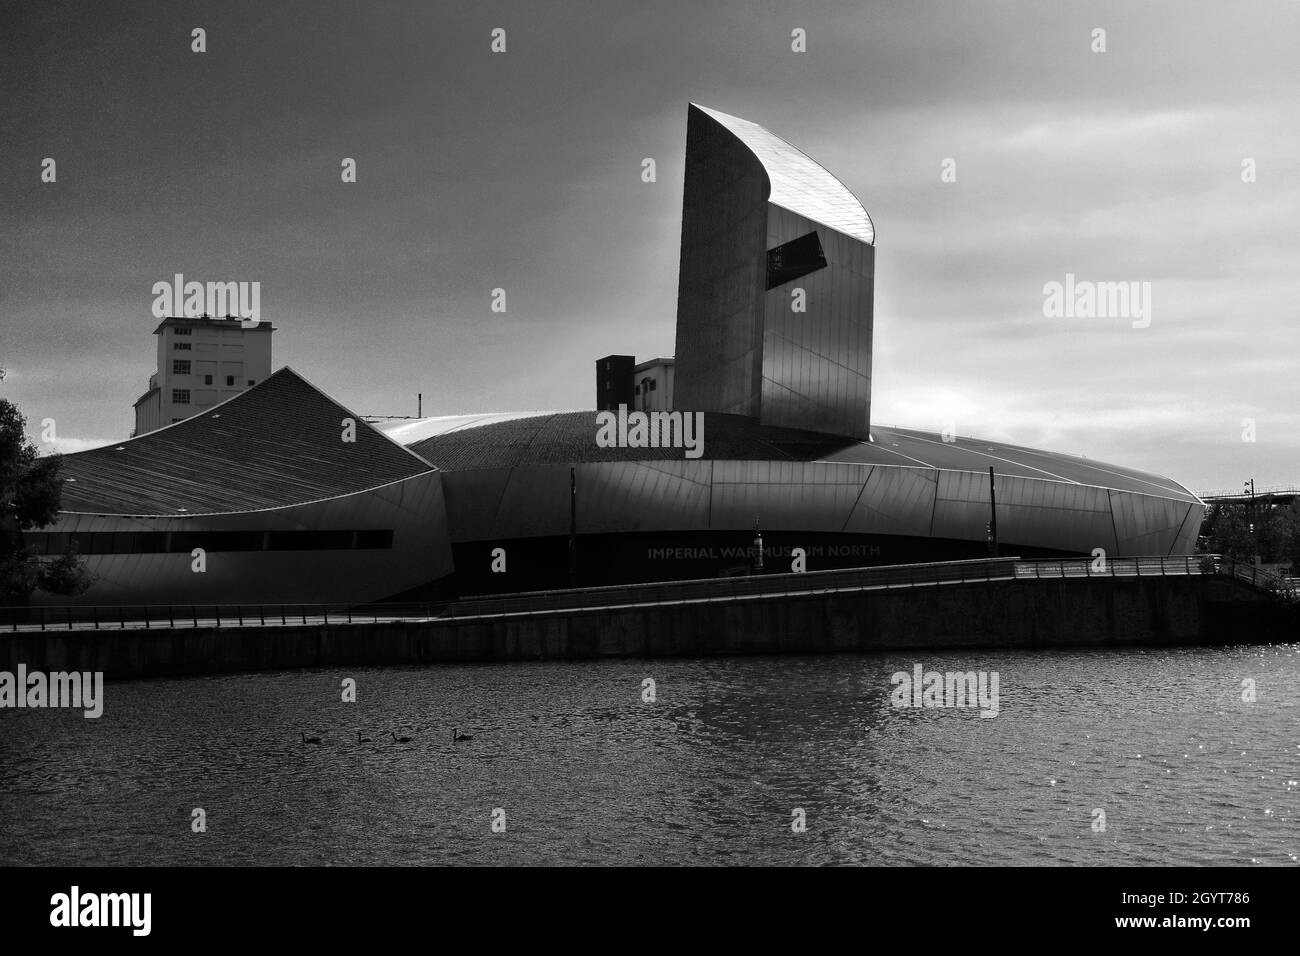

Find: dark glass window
66;532;93;554
22;529;393;555
355;530;394;549
268;530;353;550
167;532;204;554
766;231;827;290
211;531;261;552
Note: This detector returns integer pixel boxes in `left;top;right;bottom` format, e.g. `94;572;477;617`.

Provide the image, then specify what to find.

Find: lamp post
987;467;999;558
569;467;577;587
1244;478;1256;566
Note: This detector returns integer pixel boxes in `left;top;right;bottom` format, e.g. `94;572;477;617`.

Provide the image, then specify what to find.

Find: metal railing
1014;555;1202;579
1197;486;1299;500
1216;559;1300;600
1;554;1293;633
0;601;454;633
1016;555;1296;595
453;555;1024;617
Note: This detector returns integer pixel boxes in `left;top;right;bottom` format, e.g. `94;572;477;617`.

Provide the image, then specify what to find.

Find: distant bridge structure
1197;486;1300;505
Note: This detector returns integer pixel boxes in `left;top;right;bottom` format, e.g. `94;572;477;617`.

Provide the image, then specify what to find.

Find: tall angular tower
673;104;875;439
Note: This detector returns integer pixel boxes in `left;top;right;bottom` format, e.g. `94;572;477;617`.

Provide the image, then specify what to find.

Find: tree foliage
1199;499;1300;570
0;369;94;603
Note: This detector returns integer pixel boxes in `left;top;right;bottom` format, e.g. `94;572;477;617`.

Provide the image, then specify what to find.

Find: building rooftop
56;363;1198;517
386;410;1199;502
151;315;277;335
59;368;431;516
693;104;875;245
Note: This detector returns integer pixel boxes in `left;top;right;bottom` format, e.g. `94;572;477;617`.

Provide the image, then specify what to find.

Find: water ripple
1;646;1297;865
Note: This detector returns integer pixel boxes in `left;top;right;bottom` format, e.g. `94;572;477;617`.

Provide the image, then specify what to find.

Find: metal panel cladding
693;105;875;244
762;206;873;437
31;471;454;608
673;104;875;439
673;104;770;420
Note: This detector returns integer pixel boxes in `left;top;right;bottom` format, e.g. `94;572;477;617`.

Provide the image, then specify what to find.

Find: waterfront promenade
3;556;1295;679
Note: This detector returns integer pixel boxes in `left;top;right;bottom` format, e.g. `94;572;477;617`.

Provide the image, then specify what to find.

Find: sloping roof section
693;104;875;245
374;411;562;446
407;411;812;470
59;367;434;515
405;411;1198;502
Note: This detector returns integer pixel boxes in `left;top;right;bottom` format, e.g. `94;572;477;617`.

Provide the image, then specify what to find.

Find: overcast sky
2;0;1297;492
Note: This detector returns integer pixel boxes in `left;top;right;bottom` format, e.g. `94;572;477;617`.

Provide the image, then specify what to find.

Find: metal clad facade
675;105;875;438
762;207;873;437
845;466;938;536
579;461;714;534
1110;491;1200;556
672;105;769;419
710;460;864;530
992;474;1118;555
32;471;452;607
436;451;1197;564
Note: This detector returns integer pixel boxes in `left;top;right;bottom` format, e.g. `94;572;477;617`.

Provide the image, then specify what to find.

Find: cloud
1;0;1296;495
995;109;1213;155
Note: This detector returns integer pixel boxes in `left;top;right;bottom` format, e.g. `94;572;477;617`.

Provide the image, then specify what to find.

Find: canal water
1;645;1296;865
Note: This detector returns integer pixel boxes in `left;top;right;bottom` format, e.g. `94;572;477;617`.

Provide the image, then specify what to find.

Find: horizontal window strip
24;529;394;556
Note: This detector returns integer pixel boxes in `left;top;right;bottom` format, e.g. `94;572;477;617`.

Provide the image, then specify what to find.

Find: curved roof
374;411;568;446
693;104;875;245
400;410;1199;503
